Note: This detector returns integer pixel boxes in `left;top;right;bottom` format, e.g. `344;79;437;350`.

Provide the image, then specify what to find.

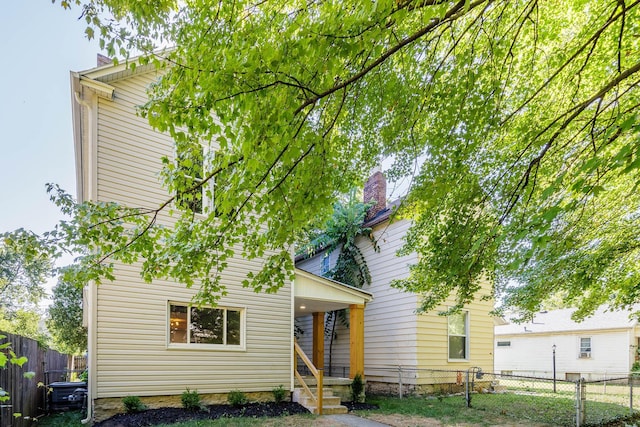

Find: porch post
349;304;365;379
312;312;324;369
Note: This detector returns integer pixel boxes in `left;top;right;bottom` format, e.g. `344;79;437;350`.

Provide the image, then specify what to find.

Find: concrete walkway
322;414;391;426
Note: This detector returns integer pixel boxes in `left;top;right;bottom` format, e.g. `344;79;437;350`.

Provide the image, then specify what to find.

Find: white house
70;57;373;422
494;307;640;380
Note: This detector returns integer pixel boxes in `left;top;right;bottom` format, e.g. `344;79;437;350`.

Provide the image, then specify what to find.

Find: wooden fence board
0;332;72;427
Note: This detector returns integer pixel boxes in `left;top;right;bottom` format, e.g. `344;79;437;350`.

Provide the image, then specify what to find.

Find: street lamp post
552;344;557;393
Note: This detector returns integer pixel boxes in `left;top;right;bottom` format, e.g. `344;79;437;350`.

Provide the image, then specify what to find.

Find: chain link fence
356;367;639;426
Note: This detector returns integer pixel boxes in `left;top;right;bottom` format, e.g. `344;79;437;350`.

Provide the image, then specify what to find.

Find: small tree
47;278;87;354
0;229;54;315
299;197;377;374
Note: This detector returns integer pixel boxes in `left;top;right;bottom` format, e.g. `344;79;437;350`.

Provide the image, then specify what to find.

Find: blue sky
1;3;100;235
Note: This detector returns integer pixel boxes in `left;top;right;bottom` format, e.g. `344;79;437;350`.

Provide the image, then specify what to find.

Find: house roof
495;306;640;336
363;198;402;228
294;268;373;317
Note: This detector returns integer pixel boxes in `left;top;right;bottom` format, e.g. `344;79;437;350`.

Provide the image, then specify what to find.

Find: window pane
448;312;466;336
580;338;591;352
169;305;188;343
449;336;466;359
226;310;241;345
190;307;223;344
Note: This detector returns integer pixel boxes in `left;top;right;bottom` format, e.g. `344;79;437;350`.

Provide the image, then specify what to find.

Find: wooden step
292;388;333;401
298;394;342;407
293;387;348;414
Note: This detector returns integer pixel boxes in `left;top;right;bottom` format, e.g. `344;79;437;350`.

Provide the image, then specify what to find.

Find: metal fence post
575;380;581;427
631;374;634;414
466;369;471;408
575;378;586;426
398;366;403;399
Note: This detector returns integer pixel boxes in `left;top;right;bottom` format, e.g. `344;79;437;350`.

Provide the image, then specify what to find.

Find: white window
497;341;511;347
169;303;244;348
321;253;330;275
176;145;207;214
448;311;469;360
579;337;591;358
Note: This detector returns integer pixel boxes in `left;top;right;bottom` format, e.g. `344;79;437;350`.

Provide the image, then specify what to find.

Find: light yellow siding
91;71;292;399
415;278;494;375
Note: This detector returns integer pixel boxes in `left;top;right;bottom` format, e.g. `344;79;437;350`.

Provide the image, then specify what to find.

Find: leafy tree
51;0;640;319
47;279;87;355
298;198;375;374
0;229;54;314
0;308;49;347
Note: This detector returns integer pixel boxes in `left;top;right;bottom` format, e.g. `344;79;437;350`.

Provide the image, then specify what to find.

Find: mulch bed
94;401;379;426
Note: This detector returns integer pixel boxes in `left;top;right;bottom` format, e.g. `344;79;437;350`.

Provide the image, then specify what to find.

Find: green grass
468;392;635;426
36;393;639;427
37;410;84;427
359;395;522;426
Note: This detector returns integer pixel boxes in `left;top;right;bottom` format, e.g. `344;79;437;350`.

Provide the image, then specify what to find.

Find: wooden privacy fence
0;332;69;427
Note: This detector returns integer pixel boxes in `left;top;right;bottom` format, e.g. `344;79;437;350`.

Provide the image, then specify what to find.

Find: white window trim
447;310;470;362
578;336;592;359
167;301;246;351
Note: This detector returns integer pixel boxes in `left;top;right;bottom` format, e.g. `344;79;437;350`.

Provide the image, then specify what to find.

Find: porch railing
294;341;323;414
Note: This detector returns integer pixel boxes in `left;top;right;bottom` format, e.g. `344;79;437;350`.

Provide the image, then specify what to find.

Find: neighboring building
70;58;372;422
296;172;495;395
495;307;640;380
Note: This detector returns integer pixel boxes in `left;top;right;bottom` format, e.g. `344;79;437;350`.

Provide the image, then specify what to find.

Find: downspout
73;85;96;426
290;276;295;394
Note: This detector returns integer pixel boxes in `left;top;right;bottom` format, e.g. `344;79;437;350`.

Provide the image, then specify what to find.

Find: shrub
272;385;286;403
350;373;364;403
181;388;202;411
79;370;88;383
122;395;146;413
227;390;248;406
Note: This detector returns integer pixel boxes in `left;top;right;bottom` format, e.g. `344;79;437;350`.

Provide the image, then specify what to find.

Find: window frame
447;310;469;361
167;301;246;351
174;143;213;215
320;253;331;275
579;337;592;358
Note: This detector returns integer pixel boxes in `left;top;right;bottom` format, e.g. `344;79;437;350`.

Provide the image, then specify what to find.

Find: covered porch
293;268;373;379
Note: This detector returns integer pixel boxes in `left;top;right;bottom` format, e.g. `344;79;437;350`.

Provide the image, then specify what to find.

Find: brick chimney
97;54;112;67
364;171;387;221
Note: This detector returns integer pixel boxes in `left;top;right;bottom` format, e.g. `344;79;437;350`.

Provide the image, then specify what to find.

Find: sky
0;2;101;235
1;3;104;301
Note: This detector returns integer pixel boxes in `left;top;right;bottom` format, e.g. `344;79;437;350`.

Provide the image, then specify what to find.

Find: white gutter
71;74;99;425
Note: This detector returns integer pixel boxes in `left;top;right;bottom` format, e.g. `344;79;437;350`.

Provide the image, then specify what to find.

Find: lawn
37;393;640;427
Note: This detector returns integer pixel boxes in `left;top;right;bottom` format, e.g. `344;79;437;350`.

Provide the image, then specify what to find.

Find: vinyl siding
91;71;292;398
358;219;419;384
415;278;494;375
296;216;495;384
495;329;636;379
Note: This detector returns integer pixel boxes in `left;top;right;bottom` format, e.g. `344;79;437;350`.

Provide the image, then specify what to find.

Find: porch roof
293;268;373;317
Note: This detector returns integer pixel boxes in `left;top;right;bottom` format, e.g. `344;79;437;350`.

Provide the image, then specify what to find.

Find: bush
181;388;203;411
350;373;364;403
272;385;286;403
227;390;248;406
122;395;146;413
79;370;88;383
